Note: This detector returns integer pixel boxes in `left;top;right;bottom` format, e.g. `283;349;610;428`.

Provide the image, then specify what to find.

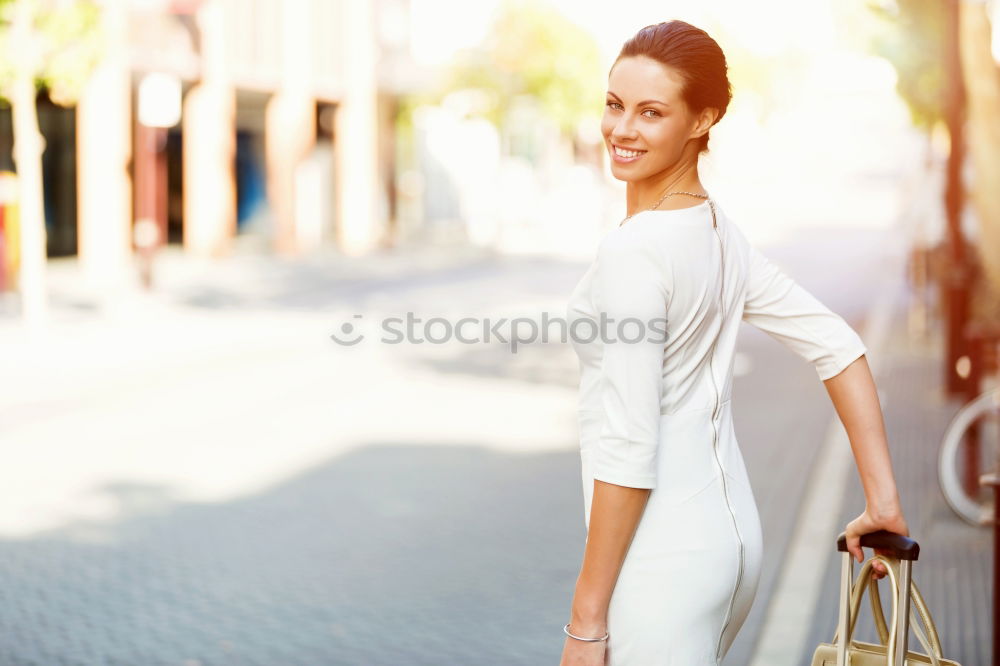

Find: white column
77;0;132;295
183;0;236;256
264;0;316;255
335;0;381;254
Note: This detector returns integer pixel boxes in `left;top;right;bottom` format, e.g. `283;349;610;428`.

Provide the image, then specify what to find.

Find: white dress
565;199;868;665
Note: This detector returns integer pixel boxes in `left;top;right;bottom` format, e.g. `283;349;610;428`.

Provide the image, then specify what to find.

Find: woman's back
565;199;868;663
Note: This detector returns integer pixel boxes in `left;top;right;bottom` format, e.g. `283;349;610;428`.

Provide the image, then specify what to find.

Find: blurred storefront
0;0;416;289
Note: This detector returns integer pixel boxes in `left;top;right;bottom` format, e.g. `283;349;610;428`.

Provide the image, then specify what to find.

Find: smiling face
601;55;713;182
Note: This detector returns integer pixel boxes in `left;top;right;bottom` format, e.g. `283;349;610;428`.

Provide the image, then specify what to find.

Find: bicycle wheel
938;387;998;526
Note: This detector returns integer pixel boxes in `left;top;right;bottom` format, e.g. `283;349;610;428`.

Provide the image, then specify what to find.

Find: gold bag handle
830;554;944;665
867;555;944;655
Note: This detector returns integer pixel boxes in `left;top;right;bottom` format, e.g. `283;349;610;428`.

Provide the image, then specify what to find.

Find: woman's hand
559;622;608;666
844;504;910;580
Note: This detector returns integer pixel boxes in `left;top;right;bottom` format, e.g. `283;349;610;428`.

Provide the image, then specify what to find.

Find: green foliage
482;0;603;135
861;0;947;132
720;37;813;126
0;0;105;106
398;0;604;141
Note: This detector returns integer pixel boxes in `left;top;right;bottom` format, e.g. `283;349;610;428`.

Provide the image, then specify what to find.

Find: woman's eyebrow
606;92;669;107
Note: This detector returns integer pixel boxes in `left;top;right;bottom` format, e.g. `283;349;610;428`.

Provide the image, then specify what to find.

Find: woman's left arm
822;354;909;578
822;355;902;514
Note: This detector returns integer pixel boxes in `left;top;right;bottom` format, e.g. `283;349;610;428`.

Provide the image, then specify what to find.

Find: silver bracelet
563;622;609;642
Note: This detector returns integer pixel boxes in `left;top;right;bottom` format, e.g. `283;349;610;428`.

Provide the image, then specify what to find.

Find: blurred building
0;0;423;289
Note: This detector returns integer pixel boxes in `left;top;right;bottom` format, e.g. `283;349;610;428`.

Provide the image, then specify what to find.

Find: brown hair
613;20;732;154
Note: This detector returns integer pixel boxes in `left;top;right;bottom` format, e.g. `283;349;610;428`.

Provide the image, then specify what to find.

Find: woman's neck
625;155;706;215
626;172;707;215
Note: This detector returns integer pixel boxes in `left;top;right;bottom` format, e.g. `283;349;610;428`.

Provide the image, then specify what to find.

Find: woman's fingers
871;548;891;578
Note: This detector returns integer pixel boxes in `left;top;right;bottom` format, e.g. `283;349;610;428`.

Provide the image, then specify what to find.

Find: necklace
619;190;710;227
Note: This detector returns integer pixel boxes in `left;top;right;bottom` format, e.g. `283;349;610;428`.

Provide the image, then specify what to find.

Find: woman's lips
610;145;647;164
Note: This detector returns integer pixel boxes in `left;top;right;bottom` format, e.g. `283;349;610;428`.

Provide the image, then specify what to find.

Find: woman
561;20;910;666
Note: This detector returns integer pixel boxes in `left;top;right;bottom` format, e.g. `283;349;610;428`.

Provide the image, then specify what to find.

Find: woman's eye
605;102;659;117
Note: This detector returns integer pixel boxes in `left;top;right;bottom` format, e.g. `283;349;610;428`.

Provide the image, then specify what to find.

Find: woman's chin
608;165;648;183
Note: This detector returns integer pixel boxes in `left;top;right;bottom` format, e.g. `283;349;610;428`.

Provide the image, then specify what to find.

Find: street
0;222;989;665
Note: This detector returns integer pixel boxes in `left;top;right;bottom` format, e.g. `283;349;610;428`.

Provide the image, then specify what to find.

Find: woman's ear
691;107;719;139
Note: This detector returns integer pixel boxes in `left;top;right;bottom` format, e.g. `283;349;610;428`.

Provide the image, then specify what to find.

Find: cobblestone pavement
0;223;986;665
0;244;601;666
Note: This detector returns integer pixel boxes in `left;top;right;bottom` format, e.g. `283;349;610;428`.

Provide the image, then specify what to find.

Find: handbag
810;529;961;666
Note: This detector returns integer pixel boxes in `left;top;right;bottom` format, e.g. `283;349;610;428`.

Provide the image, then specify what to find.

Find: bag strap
831;554;943;665
868;555;944;655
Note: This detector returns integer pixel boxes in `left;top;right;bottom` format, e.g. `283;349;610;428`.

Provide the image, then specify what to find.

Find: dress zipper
707;202;746;662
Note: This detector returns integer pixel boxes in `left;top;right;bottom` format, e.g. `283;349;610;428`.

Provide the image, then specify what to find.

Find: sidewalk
794;289;993;664
0;243;595;666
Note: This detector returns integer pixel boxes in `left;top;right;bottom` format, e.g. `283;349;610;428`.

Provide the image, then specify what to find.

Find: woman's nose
614;124;636;138
611;118;637;141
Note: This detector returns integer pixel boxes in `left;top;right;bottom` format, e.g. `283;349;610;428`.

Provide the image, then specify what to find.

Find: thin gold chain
619;190;709;227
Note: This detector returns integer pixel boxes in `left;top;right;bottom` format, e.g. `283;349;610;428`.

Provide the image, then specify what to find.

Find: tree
397;0;604;153
866;0;1000;327
958;0;1000;304
860;0;948;132
854;0;985;395
0;0;102;324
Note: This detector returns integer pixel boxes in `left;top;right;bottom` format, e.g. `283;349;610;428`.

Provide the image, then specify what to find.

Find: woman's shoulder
593;200;756;265
606;201;718;250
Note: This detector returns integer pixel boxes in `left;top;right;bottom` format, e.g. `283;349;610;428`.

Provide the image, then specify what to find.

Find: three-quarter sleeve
589;232;670;489
741;244;867;381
